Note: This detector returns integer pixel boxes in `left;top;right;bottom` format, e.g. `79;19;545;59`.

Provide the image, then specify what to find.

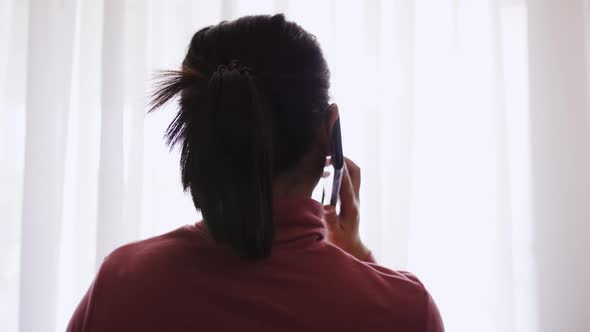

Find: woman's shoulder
98;224;203;278
357;261;444;331
316;244;443;329
320;243;425;287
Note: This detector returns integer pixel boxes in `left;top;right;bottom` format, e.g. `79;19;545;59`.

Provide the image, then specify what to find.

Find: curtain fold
0;2;27;332
18;1;78;332
490;3;516;331
375;0;415;270
527;1;590;331
96;0;127;266
1;1;589;331
54;1;103;330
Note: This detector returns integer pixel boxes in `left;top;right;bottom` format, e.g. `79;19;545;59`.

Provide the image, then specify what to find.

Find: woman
68;14;443;331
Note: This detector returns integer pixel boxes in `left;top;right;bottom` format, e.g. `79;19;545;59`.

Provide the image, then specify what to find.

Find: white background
1;1;589;331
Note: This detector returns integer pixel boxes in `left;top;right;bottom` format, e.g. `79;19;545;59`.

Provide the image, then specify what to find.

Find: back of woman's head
150;14;331;259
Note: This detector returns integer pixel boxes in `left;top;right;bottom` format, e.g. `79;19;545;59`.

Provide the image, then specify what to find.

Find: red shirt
68;196;444;331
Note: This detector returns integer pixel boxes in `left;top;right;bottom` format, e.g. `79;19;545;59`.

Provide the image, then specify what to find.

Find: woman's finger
338;161;355;220
344;157;361;196
323;205;339;229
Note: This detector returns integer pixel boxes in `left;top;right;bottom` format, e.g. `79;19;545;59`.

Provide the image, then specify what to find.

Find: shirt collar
272;195;326;245
193;195;326;246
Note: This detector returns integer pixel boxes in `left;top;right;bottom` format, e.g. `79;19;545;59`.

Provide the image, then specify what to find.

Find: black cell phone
330;118;344;206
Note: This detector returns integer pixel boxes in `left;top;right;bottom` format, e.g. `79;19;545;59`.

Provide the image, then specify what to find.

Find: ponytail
150;15;330;259
150;60;275;259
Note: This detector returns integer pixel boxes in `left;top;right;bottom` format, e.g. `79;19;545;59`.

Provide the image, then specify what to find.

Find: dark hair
150;14;330;259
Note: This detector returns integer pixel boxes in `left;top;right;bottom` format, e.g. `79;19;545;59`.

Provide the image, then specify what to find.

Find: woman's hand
323;157;371;261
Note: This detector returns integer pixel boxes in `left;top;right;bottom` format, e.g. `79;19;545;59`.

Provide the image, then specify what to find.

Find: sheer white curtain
1;0;589;331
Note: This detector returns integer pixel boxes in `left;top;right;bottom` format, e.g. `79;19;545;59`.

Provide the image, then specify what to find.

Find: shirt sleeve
66;273;101;332
67;253;113;332
424;290;444;332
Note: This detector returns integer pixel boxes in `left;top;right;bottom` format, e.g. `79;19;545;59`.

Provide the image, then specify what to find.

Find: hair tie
216;60;253;75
